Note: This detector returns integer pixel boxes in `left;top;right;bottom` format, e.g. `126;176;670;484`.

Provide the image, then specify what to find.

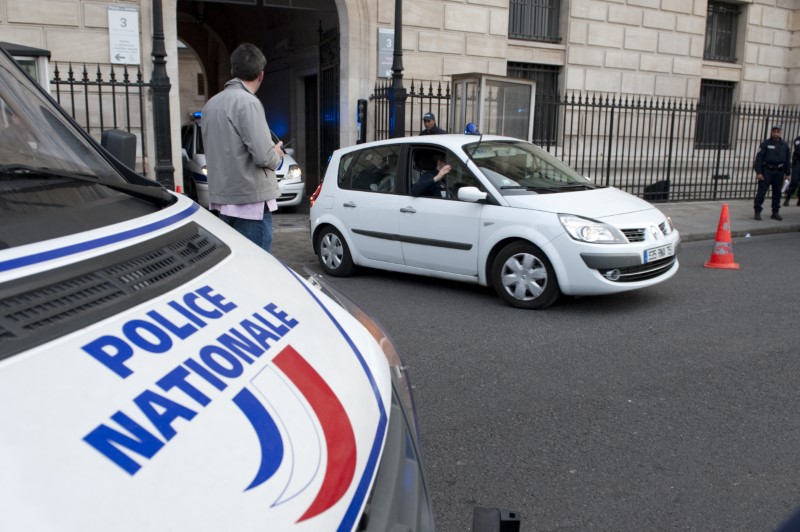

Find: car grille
621;222;669;243
598;256;677;283
0;222;230;360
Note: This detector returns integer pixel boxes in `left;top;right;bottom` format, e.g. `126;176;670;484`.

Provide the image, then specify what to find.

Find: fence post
150;0;174;188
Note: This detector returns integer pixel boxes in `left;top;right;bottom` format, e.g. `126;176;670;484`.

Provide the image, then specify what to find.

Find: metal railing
546;93;800;202
370;82;800;201
51;63;149;173
370;79;451;140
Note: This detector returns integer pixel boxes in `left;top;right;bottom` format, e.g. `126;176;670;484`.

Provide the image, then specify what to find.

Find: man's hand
756;173;764;181
273;141;284;157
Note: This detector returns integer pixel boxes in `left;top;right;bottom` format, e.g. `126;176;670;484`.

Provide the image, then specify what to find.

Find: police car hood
503;186;657;218
0;199;392;532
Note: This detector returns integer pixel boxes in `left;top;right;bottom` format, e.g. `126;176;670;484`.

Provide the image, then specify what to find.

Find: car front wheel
316;226;356;277
491;242;559;309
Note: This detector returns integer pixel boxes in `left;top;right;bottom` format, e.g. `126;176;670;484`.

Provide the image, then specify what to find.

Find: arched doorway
174;0;340;200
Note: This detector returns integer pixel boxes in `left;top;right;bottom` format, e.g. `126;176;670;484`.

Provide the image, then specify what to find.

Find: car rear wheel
491;242;559;309
317;226;356;277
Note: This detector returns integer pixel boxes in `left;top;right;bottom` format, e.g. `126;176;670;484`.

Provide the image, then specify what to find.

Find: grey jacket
200;78;282;205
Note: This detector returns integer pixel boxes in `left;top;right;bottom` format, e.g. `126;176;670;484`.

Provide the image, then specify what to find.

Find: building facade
1;0;798;192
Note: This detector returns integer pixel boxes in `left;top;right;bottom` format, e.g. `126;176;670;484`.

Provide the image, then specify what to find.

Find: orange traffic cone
704;203;740;269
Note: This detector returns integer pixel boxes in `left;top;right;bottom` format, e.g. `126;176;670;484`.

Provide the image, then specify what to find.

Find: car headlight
664;215;675;235
559;214;628;244
201;166;207;176
286;164;302;181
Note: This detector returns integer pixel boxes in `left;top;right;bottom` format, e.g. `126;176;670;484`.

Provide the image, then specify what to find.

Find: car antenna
465;122;483;159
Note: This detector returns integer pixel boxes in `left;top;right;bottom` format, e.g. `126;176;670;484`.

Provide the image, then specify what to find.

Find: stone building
1;0;797;195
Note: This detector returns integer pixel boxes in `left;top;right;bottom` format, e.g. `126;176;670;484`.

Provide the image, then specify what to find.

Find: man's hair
230;43;266;82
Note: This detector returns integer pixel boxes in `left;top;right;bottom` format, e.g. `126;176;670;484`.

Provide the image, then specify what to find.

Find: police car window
347;145;400;193
0;56;124;181
337;151;357;188
409;147;483;200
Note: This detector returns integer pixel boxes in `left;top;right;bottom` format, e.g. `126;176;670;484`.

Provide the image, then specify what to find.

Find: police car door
398;147;482;277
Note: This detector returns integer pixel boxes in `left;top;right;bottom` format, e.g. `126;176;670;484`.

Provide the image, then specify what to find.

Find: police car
181;112;305;211
0;46;433;531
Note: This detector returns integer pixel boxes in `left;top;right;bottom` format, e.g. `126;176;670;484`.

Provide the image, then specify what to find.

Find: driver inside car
410;151;451;197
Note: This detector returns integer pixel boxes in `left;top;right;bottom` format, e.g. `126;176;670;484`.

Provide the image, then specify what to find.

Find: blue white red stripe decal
0;202;198;273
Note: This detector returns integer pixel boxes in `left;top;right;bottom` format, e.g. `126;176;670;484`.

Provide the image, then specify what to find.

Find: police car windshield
0;51;125;182
468;140;594;194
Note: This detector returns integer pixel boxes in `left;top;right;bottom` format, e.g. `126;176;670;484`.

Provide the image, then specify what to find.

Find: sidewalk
270;199;800;271
657;198;800;242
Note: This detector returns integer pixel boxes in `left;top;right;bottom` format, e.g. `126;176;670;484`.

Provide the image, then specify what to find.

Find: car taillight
309;182;322;206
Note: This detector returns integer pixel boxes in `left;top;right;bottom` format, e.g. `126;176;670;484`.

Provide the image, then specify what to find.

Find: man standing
201;43;284;251
753;124;791;221
419;112;446;135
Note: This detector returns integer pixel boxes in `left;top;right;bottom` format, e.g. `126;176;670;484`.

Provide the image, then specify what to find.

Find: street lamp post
150;0;174;188
389;0;406;138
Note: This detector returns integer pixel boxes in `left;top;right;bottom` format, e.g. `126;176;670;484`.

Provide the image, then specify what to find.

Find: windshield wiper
556;183;594;191
0;164;174;206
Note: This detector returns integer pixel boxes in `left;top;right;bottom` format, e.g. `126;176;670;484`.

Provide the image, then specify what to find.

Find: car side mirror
458;186;487;203
181;148;189;161
285;147;296;157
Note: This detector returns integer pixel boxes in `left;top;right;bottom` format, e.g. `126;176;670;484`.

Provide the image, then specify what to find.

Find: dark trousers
754;169;784;214
786;164;800;200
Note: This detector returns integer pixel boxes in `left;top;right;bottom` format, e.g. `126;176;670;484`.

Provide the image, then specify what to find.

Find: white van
0;47;433;531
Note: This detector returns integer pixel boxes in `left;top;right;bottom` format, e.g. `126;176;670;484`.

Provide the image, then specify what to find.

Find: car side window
409;147;484;200
181;126;192;154
343;145;401;193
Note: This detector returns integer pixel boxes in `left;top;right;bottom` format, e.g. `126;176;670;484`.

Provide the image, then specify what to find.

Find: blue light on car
192;111;202;120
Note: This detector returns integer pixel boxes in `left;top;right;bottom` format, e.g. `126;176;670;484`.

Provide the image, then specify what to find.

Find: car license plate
644;243;674;263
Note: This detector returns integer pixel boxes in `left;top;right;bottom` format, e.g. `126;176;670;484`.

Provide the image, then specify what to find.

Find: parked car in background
0;46;434;532
310;135;681;309
181;113;305;211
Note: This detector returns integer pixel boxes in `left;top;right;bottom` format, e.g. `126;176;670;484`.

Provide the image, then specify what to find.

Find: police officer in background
753;124;791;221
784;133;800;207
419;112;446;135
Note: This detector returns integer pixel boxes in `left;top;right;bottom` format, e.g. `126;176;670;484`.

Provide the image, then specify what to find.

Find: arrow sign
108;6;140;65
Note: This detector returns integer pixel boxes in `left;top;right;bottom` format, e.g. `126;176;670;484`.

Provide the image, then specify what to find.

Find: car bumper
547;232;681;295
277;180;304;207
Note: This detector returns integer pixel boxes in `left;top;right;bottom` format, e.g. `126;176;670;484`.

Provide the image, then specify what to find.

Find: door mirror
458;186;487;203
181;148;189;161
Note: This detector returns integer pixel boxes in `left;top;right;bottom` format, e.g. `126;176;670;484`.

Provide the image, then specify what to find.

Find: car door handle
343;201;357;208
400;206;417;213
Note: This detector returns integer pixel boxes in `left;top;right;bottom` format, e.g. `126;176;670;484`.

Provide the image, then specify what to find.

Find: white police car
0;46;433;531
181;113;304;211
310;136;681;309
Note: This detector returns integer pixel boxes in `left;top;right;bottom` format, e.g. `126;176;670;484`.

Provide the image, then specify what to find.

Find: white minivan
0;47;434;531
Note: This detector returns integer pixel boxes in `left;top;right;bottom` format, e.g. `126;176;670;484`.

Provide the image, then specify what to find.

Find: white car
310;135;681;309
181;116;304;211
0;47;433;531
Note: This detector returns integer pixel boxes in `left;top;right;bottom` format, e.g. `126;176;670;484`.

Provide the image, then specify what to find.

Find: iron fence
547;93;800;202
51;63;149;173
370;81;800;201
370;79;451;140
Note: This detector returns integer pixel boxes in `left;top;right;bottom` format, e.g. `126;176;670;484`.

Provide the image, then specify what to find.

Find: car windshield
465;140;594;194
0;51;124;182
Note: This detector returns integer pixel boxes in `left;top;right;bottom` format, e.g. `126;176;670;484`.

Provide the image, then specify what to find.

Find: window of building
508;0;560;43
695;80;734;149
704;2;739;62
507;62;560;146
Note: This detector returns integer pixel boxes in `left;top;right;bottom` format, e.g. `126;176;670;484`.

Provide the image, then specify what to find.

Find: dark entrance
319;25;340;176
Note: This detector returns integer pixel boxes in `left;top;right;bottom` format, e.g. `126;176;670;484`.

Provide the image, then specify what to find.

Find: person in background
753;124;790;221
201;43;284;252
419;112;446;135
784;133;800;207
